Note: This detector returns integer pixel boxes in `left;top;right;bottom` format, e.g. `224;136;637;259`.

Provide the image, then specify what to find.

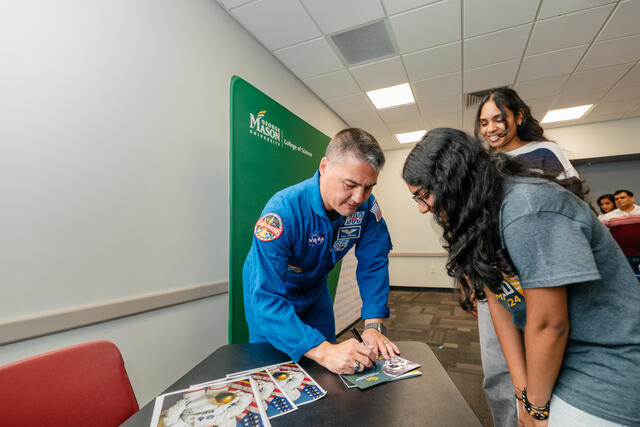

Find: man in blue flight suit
243;128;399;375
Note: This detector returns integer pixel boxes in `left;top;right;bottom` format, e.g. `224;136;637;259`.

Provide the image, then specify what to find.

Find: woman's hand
518;400;548;427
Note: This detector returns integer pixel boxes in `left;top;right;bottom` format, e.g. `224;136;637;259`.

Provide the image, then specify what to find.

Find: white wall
546;117;640;159
375;148;453;288
0;0;345;406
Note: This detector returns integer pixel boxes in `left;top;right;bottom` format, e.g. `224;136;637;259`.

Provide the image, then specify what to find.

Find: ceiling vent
331;21;396;66
465;86;509;110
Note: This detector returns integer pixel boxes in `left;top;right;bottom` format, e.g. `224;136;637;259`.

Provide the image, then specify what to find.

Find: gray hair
324;128;385;171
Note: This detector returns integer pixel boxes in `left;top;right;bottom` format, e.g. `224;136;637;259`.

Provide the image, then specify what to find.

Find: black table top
122;341;481;427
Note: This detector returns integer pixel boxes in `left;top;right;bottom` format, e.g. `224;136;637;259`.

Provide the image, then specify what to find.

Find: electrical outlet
431;266;435;273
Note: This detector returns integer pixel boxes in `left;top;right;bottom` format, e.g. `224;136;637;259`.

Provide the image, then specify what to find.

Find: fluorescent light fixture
366;83;415;109
395;130;426;144
541;104;593;123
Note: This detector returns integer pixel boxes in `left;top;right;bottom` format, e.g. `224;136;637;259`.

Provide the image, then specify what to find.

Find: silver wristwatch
363;322;387;335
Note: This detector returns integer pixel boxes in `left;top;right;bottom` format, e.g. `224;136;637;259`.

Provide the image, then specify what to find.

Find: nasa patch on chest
308;231;326;247
337;226;360;240
254;213;283;242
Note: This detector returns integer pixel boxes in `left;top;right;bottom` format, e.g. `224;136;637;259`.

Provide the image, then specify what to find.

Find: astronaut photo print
150;377;270;427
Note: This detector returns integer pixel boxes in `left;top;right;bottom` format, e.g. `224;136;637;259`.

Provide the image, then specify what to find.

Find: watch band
363;322;387;335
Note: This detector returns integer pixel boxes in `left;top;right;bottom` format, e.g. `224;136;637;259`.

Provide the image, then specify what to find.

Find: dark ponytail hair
474;88;548;143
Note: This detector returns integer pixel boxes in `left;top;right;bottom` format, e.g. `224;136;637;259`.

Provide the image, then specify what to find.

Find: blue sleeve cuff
361;306;390;320
290;329;326;362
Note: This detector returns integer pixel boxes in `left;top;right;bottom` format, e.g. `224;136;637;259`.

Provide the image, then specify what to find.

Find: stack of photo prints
340;355;422;390
150;361;326;427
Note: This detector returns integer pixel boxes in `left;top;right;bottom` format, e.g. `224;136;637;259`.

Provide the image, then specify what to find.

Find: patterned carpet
337;287;493;427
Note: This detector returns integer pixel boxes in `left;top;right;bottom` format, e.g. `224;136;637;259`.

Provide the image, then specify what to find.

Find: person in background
596;193;616;220
473;88;580;427
601;190;640;280
243;128;399;376
403;127;640;426
600;189;640;225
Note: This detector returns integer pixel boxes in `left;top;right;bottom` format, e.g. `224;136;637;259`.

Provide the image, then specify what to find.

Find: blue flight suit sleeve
354;198;393;320
245;205;327;362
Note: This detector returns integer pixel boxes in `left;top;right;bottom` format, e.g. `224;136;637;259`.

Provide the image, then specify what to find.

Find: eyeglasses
411;189;430;207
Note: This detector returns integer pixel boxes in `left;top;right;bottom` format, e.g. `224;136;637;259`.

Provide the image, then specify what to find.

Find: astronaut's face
318;154;378;217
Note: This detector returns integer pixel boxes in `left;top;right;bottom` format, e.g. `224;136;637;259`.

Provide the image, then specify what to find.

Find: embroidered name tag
337;226;360;240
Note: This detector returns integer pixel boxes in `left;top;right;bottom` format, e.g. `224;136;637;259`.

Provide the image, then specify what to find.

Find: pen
351;327;364;344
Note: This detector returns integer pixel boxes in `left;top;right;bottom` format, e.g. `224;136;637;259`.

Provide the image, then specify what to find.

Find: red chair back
0;340;139;427
608;216;640;256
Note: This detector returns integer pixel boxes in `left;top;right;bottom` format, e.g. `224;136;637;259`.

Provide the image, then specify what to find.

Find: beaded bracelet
522;388;550;421
514;388;524;402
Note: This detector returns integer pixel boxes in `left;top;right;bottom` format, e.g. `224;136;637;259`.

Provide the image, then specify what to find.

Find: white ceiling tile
464;24;531;69
350;56;408;91
390;0;460;53
598;0;640;41
602;81;640;102
553;86;608;108
463;0;539;37
341;110;391;137
562;63;632;93
464;59;520;93
538;0;615;19
232;0;321;50
303;70;361;100
527;5;613;55
387;118;426;133
627;104;640;117
526;96;556;118
580;112;627;124
377;104;421;123
579;34;640;70
325;93;374;116
600;64;640;102
424;111;462;129
382;0;441;15
519;45;588;81
274;38;344;80
419;95;463;117
217;0;253;9
412;73;462;102
618;64;640;85
301;0;384;34
462;111;477;133
377;134;401;148
403;42;461;81
589;98;640;115
514;74;569;100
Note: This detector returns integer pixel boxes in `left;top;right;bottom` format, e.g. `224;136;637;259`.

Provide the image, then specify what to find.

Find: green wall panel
229;76;340;343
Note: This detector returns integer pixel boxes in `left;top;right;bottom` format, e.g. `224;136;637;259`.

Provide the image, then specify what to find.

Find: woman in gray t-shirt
403;128;640;426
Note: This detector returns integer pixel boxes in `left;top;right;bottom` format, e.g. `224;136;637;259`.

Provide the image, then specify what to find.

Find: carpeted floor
337;287;493;427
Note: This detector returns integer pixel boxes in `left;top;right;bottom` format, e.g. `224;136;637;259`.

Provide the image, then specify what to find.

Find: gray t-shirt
496;177;640;425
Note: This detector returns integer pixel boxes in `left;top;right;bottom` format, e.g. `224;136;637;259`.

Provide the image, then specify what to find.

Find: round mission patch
254;213;283;241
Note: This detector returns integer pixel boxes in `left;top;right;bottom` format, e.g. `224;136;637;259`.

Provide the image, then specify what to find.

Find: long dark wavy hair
403;128;588;311
474;88;548;143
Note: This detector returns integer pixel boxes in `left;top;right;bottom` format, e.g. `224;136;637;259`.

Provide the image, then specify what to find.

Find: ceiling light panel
541;105;593;123
366;83;415;109
395;130;427;143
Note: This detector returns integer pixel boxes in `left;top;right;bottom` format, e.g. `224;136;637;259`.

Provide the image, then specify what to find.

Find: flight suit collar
309;170;330;218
